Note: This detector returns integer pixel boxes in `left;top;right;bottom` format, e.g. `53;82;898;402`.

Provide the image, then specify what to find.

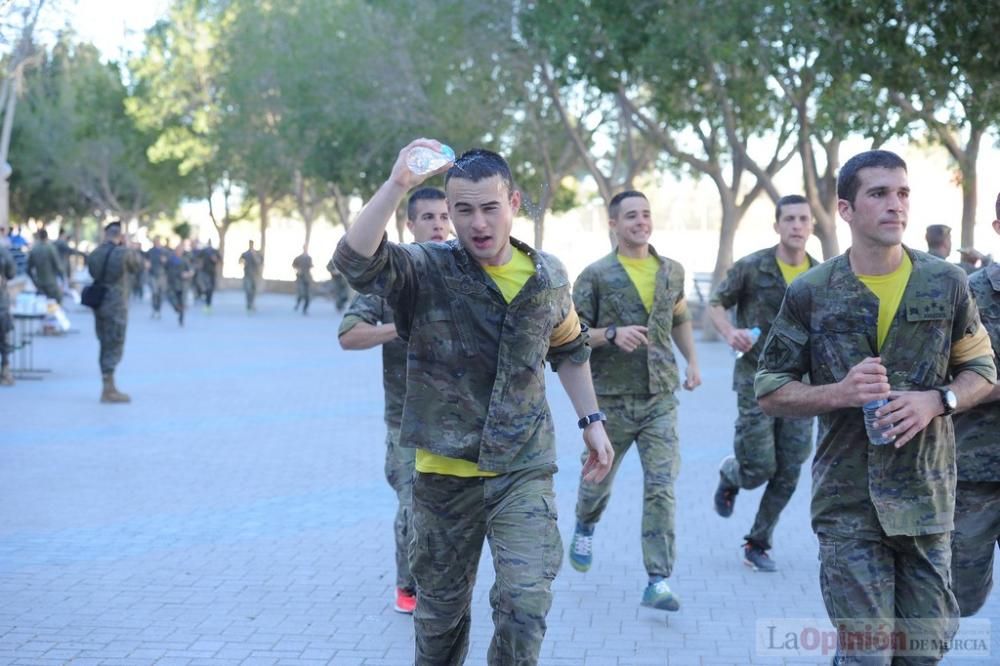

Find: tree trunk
217;223;229;275
959;127;983;251
394;206;406;243
533;189;553;249
258;192;270;260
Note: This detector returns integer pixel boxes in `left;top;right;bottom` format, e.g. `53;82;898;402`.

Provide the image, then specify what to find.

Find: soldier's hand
875;390;943;449
390;138;453;190
727;328;755;353
614;325;649;353
581;421;614;483
682;363;701;391
839;356;890;407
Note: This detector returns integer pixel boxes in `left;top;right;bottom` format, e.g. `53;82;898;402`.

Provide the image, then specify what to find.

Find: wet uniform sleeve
549;283;591;371
338;293;383;337
710;260;744;310
671;262;692;327
333;234;424;314
755;282;812;399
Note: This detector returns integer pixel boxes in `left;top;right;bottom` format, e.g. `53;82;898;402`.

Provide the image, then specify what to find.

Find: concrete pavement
1;290;997;665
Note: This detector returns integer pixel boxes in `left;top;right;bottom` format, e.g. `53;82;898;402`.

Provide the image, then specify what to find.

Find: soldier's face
407;199;451;243
610;196;652;249
774;202;813;252
838;167;909;248
447;175;520;267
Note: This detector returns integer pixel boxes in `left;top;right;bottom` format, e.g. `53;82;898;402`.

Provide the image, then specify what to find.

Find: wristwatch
605;324;617;343
935;387;958;415
578;411;607;429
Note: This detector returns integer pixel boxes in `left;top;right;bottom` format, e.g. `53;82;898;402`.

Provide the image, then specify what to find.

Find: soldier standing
334;141;613;665
325;256;352;313
166;243;194;326
87;222;142;403
27;228;63;303
53;228;84;289
146;237;170;319
338;186;450;614
239;240;263;312
951;191;1000;617
0;230;15;386
756;150;996;663
291;246;314;315
567;190;701;612
708;194;818;572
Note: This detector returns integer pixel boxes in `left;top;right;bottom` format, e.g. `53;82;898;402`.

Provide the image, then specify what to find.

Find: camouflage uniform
27;240;63;303
292;252;313;313
334;234;588;666
0;245;15;373
573;247;689;579
165;254;192;320
951;262;1000;617
755;247;997;664
87;242;142;375
197;246;220;307
710;246;817;550
145;247;170;315
338;293;415;592
240;249;263;310
326;256;352;313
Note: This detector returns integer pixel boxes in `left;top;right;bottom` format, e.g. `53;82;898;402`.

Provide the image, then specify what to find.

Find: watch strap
577;411;607;429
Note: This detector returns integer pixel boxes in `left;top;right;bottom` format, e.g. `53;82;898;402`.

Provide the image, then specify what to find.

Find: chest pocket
509;292;557;369
900;304;954;387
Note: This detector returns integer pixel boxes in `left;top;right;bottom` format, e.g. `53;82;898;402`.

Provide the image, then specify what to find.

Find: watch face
945;390;958;409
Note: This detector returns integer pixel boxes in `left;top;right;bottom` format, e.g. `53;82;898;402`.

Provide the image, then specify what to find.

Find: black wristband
578;411;607;429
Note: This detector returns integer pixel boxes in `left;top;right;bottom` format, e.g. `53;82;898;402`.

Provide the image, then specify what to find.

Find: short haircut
609;190;648;220
104;222;122;239
925;224;951;247
837;150;908;206
445;149;515;197
407;187;446;221
775;194;809;222
36;228;48;241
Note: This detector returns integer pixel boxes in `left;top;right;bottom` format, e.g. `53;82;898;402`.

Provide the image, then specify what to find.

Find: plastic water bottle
863;399;894;446
733;327;761;359
406;144;456;175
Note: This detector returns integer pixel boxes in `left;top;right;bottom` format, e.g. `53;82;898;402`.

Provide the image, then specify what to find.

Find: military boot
101;374;131;403
0;365;13;386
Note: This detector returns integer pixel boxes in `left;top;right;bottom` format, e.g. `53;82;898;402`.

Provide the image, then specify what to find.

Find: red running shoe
394;588;416;614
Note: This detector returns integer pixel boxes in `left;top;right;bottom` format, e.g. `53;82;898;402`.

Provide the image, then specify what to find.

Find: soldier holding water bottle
708;194;819;572
755;150;995;664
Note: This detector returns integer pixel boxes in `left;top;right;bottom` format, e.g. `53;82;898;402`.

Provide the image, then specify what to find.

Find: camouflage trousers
150;275;166;313
243;276;258;310
951;481;1000;617
166;286;185;316
94;311;127;375
576;393;679;578
384;429;415;592
0;310;11;366
721;387;813;550
410;465;561;666
818;531;959;665
36;279;62;303
294;276;311;313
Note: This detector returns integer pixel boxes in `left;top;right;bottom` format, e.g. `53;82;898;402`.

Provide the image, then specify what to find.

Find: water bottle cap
440;144;455;159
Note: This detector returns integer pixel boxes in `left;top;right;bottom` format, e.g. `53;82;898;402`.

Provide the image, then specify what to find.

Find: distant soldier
0;230;15;386
27;228;63;303
292;246;314;315
951;191;1000;617
708;194;819;572
166;243;195;327
239;240;263;312
87;222;142;403
197;240;221;311
146;237;170;319
53;228;85;289
129;241;146;300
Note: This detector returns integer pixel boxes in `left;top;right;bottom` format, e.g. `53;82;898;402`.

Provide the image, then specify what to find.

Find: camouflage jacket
0;245;14;313
240;250;262;279
166;254;192;290
573;246;690;396
146;247;170;278
338;293;407;432
87;242;142;316
27;241;62;286
292;253;313;280
711;245;819;392
954;262;1000;482
334;235;589;473
755;247;997;538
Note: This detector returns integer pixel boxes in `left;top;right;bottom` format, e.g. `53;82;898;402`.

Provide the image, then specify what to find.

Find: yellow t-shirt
415;248;536;478
857;252;913;351
776;257;810;286
617;253;689;321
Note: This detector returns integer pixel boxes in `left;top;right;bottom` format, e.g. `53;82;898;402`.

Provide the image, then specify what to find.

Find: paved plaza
2;289;998;665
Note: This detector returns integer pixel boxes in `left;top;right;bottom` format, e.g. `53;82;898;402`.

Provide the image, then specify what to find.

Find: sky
41;0;169;60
